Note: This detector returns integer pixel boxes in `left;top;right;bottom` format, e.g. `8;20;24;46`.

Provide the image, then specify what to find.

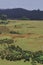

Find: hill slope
0;8;43;20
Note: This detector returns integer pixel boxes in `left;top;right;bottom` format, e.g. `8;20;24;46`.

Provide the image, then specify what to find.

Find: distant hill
0;8;43;20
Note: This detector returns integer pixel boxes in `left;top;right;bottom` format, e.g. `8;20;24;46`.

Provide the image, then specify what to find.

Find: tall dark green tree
1;15;7;20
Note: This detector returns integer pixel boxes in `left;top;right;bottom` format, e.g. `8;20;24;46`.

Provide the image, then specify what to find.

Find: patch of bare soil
0;33;35;39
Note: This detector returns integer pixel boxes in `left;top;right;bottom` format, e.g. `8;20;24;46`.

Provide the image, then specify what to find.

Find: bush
0;21;8;24
0;38;14;45
10;31;20;34
0;43;43;64
1;55;5;60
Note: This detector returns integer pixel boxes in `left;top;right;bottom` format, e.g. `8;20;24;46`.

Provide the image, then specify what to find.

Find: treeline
0;8;43;20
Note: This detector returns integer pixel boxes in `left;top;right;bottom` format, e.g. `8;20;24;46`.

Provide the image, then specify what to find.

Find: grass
0;20;43;65
0;59;42;65
7;20;43;34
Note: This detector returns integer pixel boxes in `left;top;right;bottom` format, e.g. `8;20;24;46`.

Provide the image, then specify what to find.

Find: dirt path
0;33;33;38
0;33;42;39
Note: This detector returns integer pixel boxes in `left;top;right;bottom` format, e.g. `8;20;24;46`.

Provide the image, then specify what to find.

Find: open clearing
0;20;43;65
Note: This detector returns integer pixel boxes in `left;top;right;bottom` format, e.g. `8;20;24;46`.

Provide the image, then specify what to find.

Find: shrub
0;38;14;45
1;55;5;60
10;31;20;34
